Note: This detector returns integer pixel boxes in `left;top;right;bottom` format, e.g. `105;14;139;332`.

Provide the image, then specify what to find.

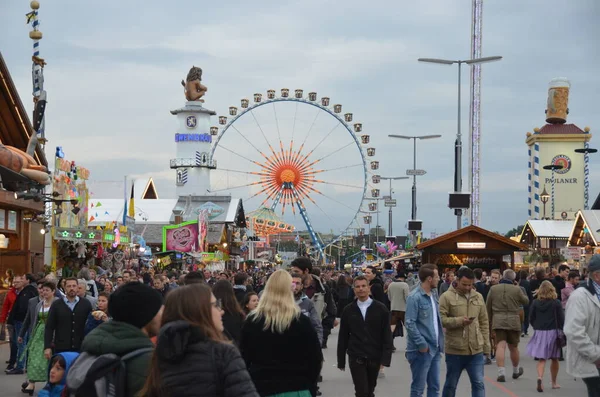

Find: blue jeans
442;353;485;397
406;350;441;397
12;321;27;370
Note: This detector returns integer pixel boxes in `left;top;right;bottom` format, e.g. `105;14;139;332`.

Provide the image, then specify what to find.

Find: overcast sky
1;0;599;237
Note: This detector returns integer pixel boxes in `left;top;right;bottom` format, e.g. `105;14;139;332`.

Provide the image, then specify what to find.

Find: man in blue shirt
405;264;444;397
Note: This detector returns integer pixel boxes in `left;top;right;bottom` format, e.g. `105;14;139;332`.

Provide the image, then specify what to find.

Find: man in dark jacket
364;266;386;305
80;282;163;397
44;278;92;357
338;276;393;397
552;264;569;297
6;274;39;374
233;272;251;304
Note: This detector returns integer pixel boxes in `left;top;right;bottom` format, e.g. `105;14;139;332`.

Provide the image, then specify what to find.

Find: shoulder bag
554;300;567;348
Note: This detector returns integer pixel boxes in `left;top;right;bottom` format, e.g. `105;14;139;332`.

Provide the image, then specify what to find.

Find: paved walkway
0;330;587;396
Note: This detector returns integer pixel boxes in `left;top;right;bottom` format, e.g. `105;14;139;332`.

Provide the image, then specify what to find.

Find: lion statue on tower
181;66;207;102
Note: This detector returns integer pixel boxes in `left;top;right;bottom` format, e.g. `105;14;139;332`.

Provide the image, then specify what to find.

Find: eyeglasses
212;299;222;310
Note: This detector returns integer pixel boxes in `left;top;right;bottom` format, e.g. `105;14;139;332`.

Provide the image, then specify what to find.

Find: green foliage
505;224;525;238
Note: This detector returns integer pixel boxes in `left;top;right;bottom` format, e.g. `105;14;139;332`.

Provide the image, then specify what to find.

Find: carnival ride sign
163;221;199;253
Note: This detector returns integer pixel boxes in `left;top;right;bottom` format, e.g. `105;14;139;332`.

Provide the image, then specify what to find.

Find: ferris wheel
208;89;381;258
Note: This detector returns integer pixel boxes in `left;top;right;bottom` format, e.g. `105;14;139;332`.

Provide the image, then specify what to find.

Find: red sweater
0;288;17;323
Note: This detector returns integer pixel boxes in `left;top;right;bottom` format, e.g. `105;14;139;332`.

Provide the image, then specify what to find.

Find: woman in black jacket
213;280;245;345
139;284;258;397
526;280;564;392
240;270;323;397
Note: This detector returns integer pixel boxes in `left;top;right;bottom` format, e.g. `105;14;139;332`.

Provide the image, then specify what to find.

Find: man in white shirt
337;276;393;397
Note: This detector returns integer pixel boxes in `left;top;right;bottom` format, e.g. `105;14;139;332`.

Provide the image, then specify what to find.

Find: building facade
527;78;592;220
0;52;49;276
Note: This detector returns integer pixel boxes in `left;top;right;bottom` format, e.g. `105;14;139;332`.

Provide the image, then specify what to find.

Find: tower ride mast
468;0;483;225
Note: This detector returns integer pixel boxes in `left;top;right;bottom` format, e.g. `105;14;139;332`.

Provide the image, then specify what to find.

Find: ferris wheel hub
280;169;296;183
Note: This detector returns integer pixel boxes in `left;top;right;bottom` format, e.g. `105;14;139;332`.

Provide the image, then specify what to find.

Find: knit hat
108;282;163;328
588;254;600;273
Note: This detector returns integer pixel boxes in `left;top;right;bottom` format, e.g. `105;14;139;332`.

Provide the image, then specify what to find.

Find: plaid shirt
592;280;600;301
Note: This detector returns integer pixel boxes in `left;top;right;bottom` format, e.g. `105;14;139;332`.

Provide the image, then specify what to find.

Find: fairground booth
416;225;527;272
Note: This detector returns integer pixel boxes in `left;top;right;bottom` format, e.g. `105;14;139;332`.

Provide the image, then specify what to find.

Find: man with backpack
72;282;163;397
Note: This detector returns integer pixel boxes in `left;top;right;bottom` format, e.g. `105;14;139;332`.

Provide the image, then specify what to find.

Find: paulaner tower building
526;78;592;220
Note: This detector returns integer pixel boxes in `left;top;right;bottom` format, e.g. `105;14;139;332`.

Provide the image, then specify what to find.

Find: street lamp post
379;176;409;236
540;186;550;219
542;164;564;219
388;135;440;244
417;56;502;228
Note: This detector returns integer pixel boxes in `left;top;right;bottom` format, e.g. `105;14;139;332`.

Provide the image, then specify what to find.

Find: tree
369;226;386;238
504;224;525;238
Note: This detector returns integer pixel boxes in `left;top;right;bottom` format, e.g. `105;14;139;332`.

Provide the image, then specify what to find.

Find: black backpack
66;347;153;397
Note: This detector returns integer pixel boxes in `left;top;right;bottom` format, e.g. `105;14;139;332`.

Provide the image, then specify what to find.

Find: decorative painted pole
533;143;540;219
584;141;590;210
26;0;48;156
551;168;555;219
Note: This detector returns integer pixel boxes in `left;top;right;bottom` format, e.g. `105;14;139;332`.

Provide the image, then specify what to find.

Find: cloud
0;0;598;237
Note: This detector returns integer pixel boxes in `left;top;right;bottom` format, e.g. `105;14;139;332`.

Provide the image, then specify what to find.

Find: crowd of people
0;255;598;397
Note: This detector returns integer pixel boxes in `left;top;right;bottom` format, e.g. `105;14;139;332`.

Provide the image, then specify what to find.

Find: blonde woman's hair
537;280;557;300
251;269;300;334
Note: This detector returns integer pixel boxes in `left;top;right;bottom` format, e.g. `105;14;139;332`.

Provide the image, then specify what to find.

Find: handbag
554;302;567;348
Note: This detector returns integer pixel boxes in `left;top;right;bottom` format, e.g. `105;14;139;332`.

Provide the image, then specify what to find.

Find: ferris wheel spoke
209;180;263;193
230;124;270;161
291;102;298;145
308;142;355;167
308;163;363;175
249;109;278;158
299;108;322;150
312;180;364;190
300;122;342;165
218;168;264;177
219;145;263;167
311;187;361;213
310;200;342;236
272;103;283;146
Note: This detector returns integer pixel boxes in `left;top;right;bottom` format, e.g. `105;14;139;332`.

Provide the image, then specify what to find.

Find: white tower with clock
170;101;216;196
